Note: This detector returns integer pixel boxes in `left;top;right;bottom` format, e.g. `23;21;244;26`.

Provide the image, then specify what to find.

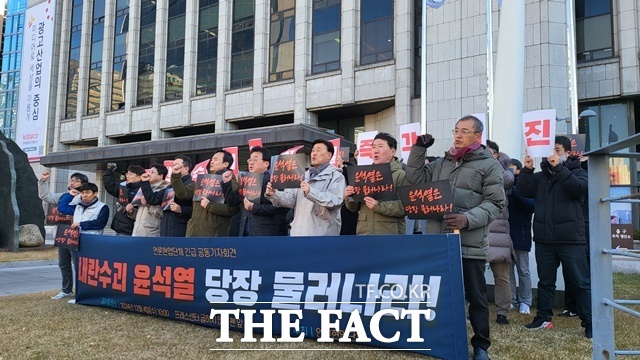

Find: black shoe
560;309;578;317
473;347;490;360
585;326;593;339
496;314;509;325
524;317;553;330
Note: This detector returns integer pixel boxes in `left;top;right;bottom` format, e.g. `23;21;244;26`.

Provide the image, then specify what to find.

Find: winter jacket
266;163;346;236
103;169;141;235
58;194;109;234
222;171;289;237
345;158;408;235
487;153;515;264
156;175;193;237
172;170;240;237
508;175;534;251
131;180;170;237
515;158;588;245
406;145;505;260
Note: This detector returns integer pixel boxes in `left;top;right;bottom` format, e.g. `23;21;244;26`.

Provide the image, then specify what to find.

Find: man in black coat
222;147;288;236
516;136;592;338
103;164;145;235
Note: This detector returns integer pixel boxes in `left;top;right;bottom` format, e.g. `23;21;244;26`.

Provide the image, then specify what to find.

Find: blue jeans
535;243;591;327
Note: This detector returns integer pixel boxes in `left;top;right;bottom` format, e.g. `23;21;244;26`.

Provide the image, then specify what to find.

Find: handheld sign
45;203;72;225
270;154;306;190
346;163;395;202
54;224;80;251
161;187;175;211
239;172;263;203
193;174;224;203
398;180;454;219
118;184;128;206
130;188;144;207
522;109;556;158
559;133;586;158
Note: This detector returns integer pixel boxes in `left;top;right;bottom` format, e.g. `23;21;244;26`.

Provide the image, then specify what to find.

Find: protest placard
161;188;175;211
45;203;72;225
346;163;395;202
239;172;263;203
398;180;454;219
270;154;306;190
193;174;224;203
54;224;80;251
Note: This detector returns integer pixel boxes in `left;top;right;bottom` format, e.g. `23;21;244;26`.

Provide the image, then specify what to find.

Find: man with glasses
39;170;89;300
222;146;288;236
406;115;505;360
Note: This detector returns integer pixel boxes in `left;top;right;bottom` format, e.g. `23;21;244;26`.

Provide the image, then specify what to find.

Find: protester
103;164;145;235
507;158;534;315
485;144;515;325
160;156;194;237
173;151;240;237
222;146;288;236
405;115;505;360
345;132;407;234
131;164;169;237
517;136;592;338
265;139;346;236
39;170;88;300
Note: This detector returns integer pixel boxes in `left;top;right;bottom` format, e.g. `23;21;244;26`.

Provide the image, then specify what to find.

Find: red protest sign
270;154;306;190
190;159;210;183
249;138;263;150
54;224;80;251
398;180;454;220
193;174;224;203
346;163;395;202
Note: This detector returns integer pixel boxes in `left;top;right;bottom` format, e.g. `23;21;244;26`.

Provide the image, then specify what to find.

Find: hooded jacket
131;180;170;237
406;145;505;260
266;163;346;236
515;158;588;244
345;158;408;235
172;170;240;237
487;153;515;264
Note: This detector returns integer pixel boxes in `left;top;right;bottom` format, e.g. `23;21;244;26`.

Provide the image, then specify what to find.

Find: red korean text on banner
356;131;378;165
398;180;455;220
223;146;239;175
193;174;225;203
54;224;80;251
270;154;306;190
249;138;263;151
346;163;395;202
399;123;420;163
190;159;210;183
522;109;556;158
46;203;72;225
239;172;263;203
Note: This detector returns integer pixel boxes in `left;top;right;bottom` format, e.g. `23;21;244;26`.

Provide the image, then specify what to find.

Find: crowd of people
38;115;593;360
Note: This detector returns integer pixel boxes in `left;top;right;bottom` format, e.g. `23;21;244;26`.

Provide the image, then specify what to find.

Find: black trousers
463;258;491;351
535;243;591;328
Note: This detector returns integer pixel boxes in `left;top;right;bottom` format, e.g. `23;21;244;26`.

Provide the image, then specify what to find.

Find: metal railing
585;132;640;359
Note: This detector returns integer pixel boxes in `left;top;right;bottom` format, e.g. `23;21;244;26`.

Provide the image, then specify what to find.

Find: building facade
15;0;637;173
0;0;26;140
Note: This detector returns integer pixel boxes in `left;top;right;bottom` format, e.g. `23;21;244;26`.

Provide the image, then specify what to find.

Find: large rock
18;224;45;247
0;131;45;251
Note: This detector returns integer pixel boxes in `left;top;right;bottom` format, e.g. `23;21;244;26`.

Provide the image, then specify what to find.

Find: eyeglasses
451;129;478;136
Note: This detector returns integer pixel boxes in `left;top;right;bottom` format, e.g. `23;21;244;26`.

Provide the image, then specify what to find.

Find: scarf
79;197;99;208
449;142;482;162
308;162;331;180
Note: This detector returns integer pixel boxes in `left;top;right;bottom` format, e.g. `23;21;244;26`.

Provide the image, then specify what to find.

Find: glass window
112;5;129;111
197;1;219;96
137;0;156;106
87;0;105;115
269;1;294;82
231;0;255;89
576;0;613;61
66;2;84;119
165;0;186;101
360;0;393;65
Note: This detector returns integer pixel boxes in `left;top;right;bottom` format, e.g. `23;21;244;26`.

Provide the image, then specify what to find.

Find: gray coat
406;145;505;260
132;180;170;237
267;164;346;236
487;153;515;264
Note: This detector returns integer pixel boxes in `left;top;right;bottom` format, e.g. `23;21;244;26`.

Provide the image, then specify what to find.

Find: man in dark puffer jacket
516;136;592;339
103;164;144;235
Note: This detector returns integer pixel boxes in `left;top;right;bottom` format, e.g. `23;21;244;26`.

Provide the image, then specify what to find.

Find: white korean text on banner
356;131;378;165
16;0;57;161
398;123;420;163
522;109;556;158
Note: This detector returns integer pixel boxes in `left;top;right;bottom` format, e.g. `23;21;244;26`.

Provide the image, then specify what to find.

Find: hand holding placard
398;180;454;219
54;224;80;251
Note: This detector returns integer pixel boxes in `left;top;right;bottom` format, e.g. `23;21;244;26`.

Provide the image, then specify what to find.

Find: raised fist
415;134;435;148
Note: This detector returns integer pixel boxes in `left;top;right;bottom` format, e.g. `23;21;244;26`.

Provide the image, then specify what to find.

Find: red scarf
449;142;482;162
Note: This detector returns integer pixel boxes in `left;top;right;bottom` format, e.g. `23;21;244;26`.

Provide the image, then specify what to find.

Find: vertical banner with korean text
356;131;378;165
522;109;556;158
398;123;420;163
16;0;57;161
76;234;468;359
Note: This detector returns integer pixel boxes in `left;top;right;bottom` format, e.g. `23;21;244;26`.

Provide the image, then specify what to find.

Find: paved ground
0;264;60;296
